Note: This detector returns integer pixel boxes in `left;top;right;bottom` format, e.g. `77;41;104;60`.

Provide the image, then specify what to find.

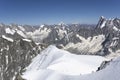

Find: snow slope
22;45;106;80
66;57;120;80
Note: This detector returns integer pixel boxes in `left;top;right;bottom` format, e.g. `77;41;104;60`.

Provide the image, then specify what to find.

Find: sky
0;0;120;25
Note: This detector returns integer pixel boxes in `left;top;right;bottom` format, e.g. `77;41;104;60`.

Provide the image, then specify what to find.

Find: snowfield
22;45;107;80
66;57;120;80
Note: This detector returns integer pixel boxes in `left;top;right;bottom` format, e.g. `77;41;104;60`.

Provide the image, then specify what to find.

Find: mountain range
0;16;120;80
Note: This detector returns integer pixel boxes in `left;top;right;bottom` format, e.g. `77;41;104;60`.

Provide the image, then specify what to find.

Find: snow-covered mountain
1;16;120;56
1;16;120;80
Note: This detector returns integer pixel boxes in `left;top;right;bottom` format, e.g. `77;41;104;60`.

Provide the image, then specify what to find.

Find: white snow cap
101;16;105;19
40;24;45;28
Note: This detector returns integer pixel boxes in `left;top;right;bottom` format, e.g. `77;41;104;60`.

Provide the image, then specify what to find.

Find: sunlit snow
22;45;106;80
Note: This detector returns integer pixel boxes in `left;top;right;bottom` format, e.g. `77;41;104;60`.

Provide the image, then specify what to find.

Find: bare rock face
95;17;120;55
0;37;42;80
97;60;111;71
14;73;25;80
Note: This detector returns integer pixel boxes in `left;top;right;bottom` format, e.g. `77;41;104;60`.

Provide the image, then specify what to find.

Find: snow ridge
2;35;14;42
22;45;106;80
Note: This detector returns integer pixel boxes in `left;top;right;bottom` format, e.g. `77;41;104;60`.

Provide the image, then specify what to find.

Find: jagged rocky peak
96;16;107;28
113;18;120;29
96;16;120;31
92;16;120;56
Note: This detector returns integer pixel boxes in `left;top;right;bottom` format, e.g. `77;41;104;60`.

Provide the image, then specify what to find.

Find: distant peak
100;16;106;20
58;21;65;25
40;24;45;28
101;16;105;19
100;16;118;21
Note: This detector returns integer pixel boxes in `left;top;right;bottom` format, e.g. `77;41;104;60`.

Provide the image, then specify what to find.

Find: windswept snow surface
22;45;106;80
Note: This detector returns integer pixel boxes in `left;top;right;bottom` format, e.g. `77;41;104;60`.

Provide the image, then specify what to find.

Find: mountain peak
58;21;65;26
40;24;45;28
96;16;120;29
100;16;105;19
96;16;107;28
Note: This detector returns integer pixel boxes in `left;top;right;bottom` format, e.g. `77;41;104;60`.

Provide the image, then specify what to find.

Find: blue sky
0;0;120;25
